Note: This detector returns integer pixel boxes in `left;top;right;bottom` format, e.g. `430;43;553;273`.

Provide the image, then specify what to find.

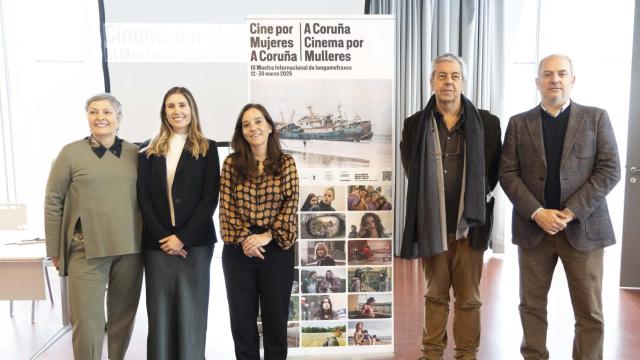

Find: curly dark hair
231;103;283;181
366;297;376;304
358;212;387;238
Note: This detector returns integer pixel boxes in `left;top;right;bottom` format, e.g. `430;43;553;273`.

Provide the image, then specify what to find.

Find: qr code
382;171;392;181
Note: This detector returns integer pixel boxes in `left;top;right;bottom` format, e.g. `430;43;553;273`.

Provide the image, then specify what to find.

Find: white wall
104;0;365;144
2;0;105;235
538;0;634;244
502;0;634;254
1;0;365;235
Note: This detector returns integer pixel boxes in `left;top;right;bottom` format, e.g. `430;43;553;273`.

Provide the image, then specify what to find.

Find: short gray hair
538;54;574;76
430;53;467;80
85;93;123;121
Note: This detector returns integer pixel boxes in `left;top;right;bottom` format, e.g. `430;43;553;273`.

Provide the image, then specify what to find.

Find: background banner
248;15;395;356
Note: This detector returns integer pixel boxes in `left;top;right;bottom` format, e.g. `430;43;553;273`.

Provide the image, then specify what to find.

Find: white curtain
0;0;17;203
367;0;507;254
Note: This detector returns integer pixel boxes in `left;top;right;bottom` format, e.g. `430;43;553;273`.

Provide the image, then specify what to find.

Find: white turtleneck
166;133;188;226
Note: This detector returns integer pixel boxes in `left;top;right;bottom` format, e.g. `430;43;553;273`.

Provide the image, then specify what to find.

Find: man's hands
159;235;188;258
242;231;273;260
533;208;575;235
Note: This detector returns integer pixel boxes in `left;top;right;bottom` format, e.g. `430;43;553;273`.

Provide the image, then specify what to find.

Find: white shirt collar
541;99;571;117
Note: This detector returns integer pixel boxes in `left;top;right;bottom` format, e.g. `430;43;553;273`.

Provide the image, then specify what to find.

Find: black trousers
222;241;295;360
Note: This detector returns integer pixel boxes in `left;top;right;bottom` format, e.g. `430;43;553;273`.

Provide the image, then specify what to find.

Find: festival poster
248;15;394;356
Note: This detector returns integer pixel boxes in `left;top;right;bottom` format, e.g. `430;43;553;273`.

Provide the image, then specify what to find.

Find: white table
0;243;46;296
0;238;71;359
0;241;49;321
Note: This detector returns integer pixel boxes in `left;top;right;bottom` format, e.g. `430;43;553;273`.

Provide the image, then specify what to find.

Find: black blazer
137;139;220;250
466;109;502;251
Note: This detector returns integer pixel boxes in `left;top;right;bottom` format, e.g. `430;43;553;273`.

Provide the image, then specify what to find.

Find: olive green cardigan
45;139;142;276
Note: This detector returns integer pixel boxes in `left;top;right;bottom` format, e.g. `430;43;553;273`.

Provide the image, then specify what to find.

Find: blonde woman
313;242;336;266
137;87;219;359
354;322;365;345
310;187;335;211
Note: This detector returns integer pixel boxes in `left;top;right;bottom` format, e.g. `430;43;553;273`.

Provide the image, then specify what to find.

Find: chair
0;203;27;230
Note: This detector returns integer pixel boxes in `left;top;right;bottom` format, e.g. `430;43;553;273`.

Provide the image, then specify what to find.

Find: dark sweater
310;201;335;212
541;105;570;210
433;110;465;234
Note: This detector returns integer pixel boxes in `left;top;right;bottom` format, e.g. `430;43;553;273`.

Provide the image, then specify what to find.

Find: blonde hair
144;87;209;158
315;242;329;258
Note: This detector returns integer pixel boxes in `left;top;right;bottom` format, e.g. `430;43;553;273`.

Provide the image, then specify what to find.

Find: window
503;0;634;252
0;1;16;203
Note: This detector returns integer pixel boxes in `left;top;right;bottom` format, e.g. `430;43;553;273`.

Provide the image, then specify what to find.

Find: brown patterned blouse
219;153;299;250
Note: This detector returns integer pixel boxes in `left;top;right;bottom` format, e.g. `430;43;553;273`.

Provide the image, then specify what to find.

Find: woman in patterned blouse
219;103;299;360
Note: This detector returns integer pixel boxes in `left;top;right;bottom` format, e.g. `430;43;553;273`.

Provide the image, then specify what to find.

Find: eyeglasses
434;132;462;160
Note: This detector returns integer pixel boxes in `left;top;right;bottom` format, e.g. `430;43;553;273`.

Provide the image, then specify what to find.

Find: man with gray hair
399;53;502;359
500;54;620;359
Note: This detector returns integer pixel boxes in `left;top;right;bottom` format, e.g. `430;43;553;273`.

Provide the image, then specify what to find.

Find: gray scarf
400;94;486;259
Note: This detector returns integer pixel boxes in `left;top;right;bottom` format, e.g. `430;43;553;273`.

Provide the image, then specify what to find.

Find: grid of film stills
257;184;394;349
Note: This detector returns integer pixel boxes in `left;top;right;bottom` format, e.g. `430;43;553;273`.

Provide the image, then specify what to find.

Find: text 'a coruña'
303;23;351;34
250;50;298;61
